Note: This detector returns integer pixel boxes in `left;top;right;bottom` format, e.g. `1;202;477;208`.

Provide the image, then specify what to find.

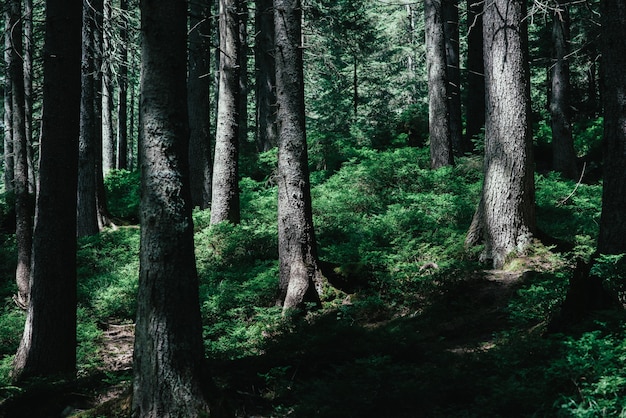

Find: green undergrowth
1;146;625;416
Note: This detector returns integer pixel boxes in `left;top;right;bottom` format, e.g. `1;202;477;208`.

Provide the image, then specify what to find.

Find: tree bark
443;0;462;156
188;0;213;209
275;0;323;312
425;0;453;168
9;0;33;308
116;0;129;170
597;0;626;255
464;0;484;151
255;0;277;152
101;0;115;176
12;0;82;381
465;0;535;269
3;11;15;197
211;0;241;224
23;0;35;195
132;0;211;415
550;0;578;180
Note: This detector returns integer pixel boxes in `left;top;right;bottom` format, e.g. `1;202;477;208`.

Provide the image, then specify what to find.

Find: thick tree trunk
597;0;626;255
132;1;210;415
255;0;277;152
77;0;101;238
188;0;213;209
550;0;578;180
425;0;453;168
275;0;323;312
211;0;241;224
116;0;129;170
464;0;484;151
12;0;82;381
443;0;462;156
465;0;535;269
9;0;33;308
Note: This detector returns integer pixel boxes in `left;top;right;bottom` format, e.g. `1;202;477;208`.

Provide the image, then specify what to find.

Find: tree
550;0;578;180
442;0;462;155
3;11;14;198
12;0;82;381
275;0;324;311
425;0;453;168
597;0;626;255
211;0;241;225
465;0;535;269
116;0;130;170
255;0;277;152
464;0;484;150
77;0;103;238
132;0;211;415
101;0;115;176
188;0;212;209
9;0;33;308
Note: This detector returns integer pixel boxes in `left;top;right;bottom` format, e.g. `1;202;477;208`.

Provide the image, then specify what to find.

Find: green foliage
104;169;140;221
573;117;603;158
0;308;25;357
77;307;104;376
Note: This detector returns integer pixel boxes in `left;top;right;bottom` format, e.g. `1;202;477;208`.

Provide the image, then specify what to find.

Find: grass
1;145;625;417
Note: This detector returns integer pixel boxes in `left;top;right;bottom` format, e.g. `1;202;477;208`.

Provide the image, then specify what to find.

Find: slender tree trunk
132;0;210;415
465;0;535;269
255;0;277;152
101;0;115;176
3;11;14;197
597;0;626;255
23;0;35;195
425;0;453;168
211;0;241;224
238;0;248;147
443;0;462;155
188;0;212;209
464;0;484;151
12;0;82;381
116;0;129;170
77;0;101;238
9;0;33;308
275;0;323;312
550;0;577;180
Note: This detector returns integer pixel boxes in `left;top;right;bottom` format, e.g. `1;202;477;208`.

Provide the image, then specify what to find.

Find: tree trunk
443;0;462;156
3;11;14;197
24;0;35;195
101;0;115;177
211;0;241;225
465;0;535;269
9;0;33;308
132;0;210;415
597;0;626;255
550;0;577;180
425;0;453;168
275;0;323;312
464;0;484;151
238;0;248;148
255;0;277;152
188;0;213;209
12;0;82;381
77;0;102;238
116;0;129;170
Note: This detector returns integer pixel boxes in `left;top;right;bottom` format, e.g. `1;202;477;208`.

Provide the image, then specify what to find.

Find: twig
557;162;586;207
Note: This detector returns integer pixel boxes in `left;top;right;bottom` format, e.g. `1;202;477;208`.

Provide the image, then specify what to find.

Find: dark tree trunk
9;0;33;308
425;0;453;168
275;0;323;312
101;0;115;176
255;0;277;152
443;0;462;156
116;0;129;170
550;0;578;180
3;11;14;197
597;0;626;255
211;0;241;224
464;0;484;151
465;0;535;269
12;0;82;381
77;0;102;238
132;0;210;415
24;0;35;195
188;0;213;209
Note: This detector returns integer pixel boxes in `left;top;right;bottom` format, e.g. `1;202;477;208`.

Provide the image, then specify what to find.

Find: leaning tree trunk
465;0;535;269
275;0;323;312
9;0;33;308
550;0;578;180
597;0;626;255
12;0;82;382
132;0;210;416
211;0;241;225
188;0;212;209
425;0;453;168
255;0;277;152
464;0;484;151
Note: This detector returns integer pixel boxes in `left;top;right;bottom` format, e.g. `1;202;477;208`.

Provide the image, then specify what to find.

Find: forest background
0;0;625;416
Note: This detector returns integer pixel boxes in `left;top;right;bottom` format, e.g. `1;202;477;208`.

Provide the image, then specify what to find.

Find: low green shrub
105;169;140;221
